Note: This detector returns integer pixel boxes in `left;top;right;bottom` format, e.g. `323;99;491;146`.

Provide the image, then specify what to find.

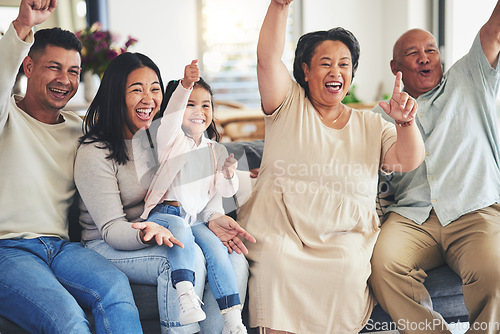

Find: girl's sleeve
156;83;192;160
214;143;239;197
198;193;225;223
75;143;147;250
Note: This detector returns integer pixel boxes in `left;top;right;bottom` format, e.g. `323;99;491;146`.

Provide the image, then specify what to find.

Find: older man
0;0;142;332
370;2;500;334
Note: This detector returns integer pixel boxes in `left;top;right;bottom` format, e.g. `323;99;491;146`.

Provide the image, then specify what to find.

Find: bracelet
395;119;414;127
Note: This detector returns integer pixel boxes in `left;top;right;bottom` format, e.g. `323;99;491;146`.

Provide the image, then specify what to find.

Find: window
445;0;497;67
0;5;18;36
199;0;301;109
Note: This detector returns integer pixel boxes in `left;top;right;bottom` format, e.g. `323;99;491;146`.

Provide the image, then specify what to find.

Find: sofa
0;140;468;333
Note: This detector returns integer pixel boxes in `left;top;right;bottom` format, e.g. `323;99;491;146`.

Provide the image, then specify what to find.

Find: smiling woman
79;52;164;164
74;51;251;334
123;66;162;139
236;1;424;333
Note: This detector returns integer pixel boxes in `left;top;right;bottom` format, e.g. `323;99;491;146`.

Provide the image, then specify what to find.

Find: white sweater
0;23;83;240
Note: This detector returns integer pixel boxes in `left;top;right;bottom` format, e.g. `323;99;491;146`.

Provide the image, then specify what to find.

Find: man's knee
99;267;132;294
463;258;500;291
371;229;407;278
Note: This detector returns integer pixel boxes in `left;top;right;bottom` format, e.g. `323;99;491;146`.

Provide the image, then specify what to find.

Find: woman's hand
132;222;184;248
379;71;417;125
181;59;200;90
208;214;256;254
222;153;238;179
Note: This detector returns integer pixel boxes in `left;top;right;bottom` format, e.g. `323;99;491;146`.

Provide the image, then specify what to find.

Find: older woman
237;1;425;333
74;52;249;334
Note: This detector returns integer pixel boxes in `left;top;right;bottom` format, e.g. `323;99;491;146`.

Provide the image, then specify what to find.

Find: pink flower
93;30;106;40
106;49;119;60
125;37;138;48
76;22;138;77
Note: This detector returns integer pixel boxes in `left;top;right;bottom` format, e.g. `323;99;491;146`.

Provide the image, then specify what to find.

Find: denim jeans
85;204;249;334
0;237;142;334
149;204;241;310
84;237;204;334
148;205;197;288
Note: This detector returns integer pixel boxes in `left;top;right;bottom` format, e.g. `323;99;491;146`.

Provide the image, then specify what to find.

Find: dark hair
157;77;220;142
80;52;165;164
293;27;360;97
29;27;82;59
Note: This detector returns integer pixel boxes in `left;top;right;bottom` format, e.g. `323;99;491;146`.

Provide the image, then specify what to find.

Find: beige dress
238;82;397;333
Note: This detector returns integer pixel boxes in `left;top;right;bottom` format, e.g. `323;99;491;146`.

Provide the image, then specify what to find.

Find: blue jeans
149;204;241;311
84;219;249;333
0;237;142;334
148;205;197;288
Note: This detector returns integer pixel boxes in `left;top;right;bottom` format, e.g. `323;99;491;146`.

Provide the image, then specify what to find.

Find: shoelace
223;323;247;334
174;288;204;312
227;328;246;334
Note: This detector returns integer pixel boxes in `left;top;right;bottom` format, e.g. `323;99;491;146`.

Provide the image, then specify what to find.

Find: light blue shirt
375;32;500;226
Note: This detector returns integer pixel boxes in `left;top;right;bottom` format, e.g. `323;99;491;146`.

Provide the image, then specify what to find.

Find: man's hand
132;222;184;248
181;59;200;90
13;0;57;40
208;214;256;254
379;71;417;125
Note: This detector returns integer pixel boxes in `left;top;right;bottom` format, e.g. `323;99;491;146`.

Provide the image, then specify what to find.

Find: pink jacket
141;84;237;220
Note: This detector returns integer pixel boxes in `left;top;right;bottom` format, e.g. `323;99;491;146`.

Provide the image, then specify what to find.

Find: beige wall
2;0;497;104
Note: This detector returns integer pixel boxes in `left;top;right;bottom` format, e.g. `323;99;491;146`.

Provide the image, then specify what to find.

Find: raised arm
156;60;199;159
380;72;425;172
13;0;56;41
480;0;500;68
257;0;293;114
0;0;56;134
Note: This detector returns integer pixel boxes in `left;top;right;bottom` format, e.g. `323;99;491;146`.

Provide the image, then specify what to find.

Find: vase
83;71;100;103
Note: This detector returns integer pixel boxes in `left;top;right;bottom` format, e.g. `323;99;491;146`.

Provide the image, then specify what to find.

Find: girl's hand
222;153;238;179
181;59;200;90
379;71;417;125
249;168;260;178
208;213;256;254
132;222;184;248
272;0;293;5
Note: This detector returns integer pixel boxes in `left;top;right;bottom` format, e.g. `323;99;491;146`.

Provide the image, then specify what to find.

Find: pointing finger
392;71;403;99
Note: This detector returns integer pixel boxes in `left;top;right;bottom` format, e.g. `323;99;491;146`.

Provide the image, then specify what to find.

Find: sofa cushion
425;265;463;298
222;140;264;171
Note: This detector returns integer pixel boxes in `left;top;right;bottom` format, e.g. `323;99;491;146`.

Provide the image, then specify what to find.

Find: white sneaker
222;323;247;334
176;286;206;325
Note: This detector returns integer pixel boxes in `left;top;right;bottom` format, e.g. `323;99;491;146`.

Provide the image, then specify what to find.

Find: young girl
137;60;254;334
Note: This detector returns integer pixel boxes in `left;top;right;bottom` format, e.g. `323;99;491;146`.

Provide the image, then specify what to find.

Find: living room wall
107;0;431;104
